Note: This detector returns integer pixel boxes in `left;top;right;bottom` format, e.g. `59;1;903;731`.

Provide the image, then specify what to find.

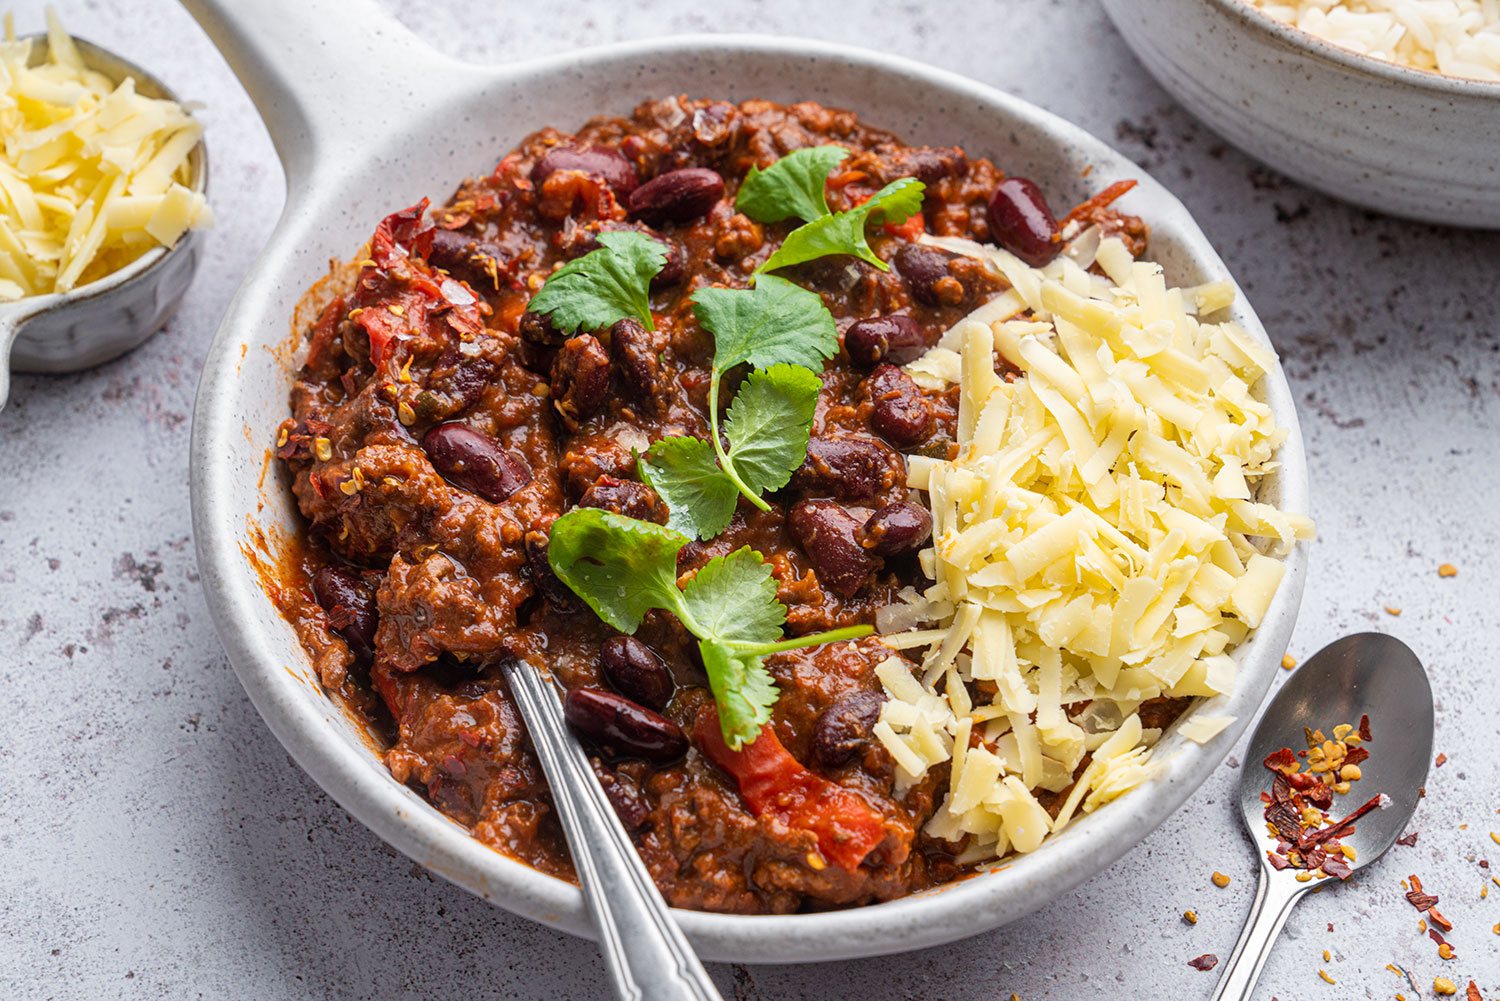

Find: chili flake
1397;831;1419;847
1438;563;1458;577
1186;954;1218;971
1436;752;1448;767
1259;716;1381;879
1466;981;1481;1001
1317;969;1336;984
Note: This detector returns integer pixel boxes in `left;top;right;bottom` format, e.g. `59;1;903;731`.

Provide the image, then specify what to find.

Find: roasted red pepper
693;705;886;873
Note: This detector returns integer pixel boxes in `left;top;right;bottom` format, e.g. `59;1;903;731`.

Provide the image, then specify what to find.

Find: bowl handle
180;0;484;190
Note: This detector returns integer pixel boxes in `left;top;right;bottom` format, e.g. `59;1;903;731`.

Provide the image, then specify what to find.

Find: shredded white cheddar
0;10;211;299
873;228;1312;863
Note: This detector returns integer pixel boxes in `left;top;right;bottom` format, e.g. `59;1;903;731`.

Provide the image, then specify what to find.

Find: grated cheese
0;10;211;300
873;229;1312;863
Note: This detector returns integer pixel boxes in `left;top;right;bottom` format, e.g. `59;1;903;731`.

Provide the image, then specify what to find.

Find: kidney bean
600;635;675;711
518;309;565;346
902;146;969;186
422;423;532;503
311;565;378;664
551;334;611;429
564;688;688;762
524;529;575;609
858;501;933;556
894;244;960;306
590;758;651;830
791;435;898;501
866;364;934;447
789;500;880;598
844;314;926;368
811;690;885;769
530;144;640;198
578;475;667;525
427;228;505;291
608;317;666;404
628;168;725;224
987;177;1061;268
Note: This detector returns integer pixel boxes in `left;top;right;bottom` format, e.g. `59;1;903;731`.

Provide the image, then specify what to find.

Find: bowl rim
1208;0;1500;94
189;31;1311;963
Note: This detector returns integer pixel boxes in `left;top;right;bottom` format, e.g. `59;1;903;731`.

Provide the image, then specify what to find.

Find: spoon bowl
1213;633;1433;1000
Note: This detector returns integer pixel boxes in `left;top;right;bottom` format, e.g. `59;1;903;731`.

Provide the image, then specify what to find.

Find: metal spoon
502;660;723;1001
1211;632;1433;1000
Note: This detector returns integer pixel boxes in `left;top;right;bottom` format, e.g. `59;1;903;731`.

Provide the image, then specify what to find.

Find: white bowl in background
1099;0;1500;228
185;0;1310;962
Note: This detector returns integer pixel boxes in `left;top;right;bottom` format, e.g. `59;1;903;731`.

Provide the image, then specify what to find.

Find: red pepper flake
1344;745;1370;766
1186;954;1219;971
1359;714;1373;742
1263;747;1298;773
1321;855;1353;880
1467;981;1482;1001
1407;875;1439;912
1397;831;1419;847
1435;752;1448;767
1267;851;1290;870
1428;927;1453;952
1429;906;1453;932
440;753;467;777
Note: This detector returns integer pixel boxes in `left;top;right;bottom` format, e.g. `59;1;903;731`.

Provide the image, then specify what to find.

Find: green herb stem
742;624;874;655
708;373;772;513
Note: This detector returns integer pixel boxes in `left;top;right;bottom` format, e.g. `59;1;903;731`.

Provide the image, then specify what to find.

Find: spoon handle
503;662;722;1001
1210;866;1305;1001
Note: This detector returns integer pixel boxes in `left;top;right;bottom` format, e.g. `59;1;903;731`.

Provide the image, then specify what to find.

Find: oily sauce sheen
271;96;1160;913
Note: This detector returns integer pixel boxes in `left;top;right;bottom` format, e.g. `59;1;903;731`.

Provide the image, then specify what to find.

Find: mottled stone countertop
2;1;1496;998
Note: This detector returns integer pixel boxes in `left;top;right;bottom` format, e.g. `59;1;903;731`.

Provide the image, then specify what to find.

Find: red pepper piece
693;705;886;873
1062;179;1138;227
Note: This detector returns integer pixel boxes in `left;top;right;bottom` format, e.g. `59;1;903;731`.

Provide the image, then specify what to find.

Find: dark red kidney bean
578;475;667;525
791;435;898;501
551;334;611;430
530;144;640;197
650;238;686;289
422;422;532;503
844;314;926;368
811;690;885;768
903;146;969;185
987;177;1061;268
427;228;505;291
893;244;956;306
518;309;565;346
590;758;651;829
564;688;689;762
789;500;880;598
858;501;933;556
311;565;378;663
524;529;575;608
600;635;674;711
866;364;934;447
608;317;665;404
628;168;725;224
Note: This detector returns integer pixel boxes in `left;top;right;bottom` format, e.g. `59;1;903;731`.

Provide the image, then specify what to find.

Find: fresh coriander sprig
735;145;850;224
526;230;666;333
639;277;836;539
547;508;872;748
758;177;924;273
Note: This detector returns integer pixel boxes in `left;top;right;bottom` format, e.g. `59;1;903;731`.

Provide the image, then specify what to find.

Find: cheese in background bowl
875;227;1314;864
0;9;211;302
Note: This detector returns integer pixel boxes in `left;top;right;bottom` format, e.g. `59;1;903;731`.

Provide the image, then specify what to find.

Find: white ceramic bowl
186;0;1310;962
1099;0;1500;228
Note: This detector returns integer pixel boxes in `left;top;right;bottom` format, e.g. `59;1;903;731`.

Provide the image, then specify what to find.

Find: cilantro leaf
723;363;820;496
735;145;849;225
638;436;739;540
545;512;873;749
546;507;687;632
759;177;925;273
526;230;666;333
690;274;837;374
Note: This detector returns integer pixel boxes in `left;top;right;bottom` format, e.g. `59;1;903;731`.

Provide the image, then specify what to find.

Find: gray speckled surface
1;1;1496;998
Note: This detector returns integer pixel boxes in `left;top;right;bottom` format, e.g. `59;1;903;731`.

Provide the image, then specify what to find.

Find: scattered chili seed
1187;954;1218;971
1438;942;1455;960
1434;977;1457;995
1385;605;1402;615
1282;654;1297;670
1322;948;1330;962
1212;871;1231;888
1490;832;1500;846
1438;563;1458;577
1318;969;1336;984
1183;909;1198;924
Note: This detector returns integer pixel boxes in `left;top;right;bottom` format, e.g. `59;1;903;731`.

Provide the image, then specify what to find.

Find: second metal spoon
1211;632;1433;1000
502;659;722;1001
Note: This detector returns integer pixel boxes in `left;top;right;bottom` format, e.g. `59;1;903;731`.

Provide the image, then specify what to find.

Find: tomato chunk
693;705;886;872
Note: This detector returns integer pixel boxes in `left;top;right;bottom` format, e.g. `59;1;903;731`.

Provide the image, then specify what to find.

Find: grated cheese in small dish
1246;0;1500;81
875;226;1313;862
0;9;211;302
